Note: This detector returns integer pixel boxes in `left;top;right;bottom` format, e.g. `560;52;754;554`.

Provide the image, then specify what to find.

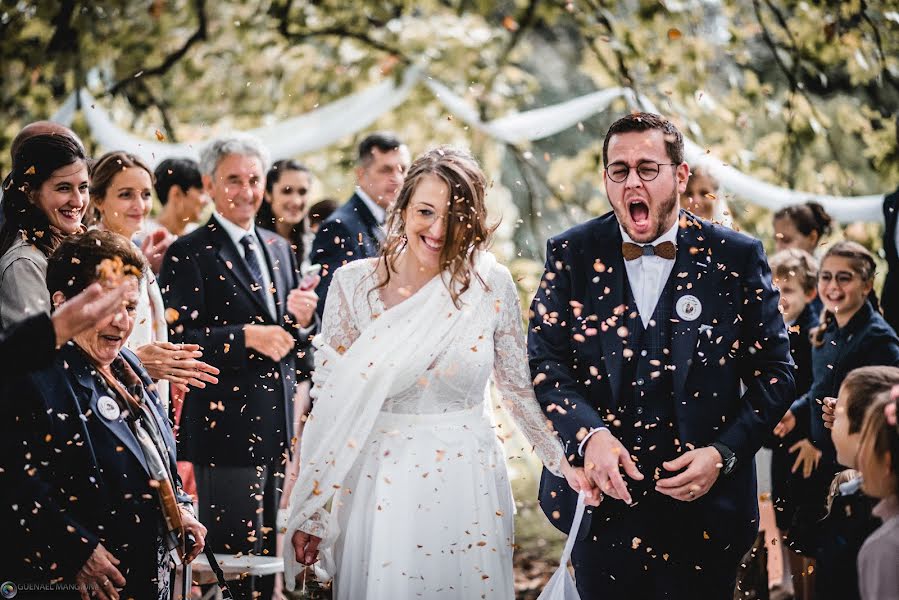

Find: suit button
637;378;645;386
636;407;644;415
635;436;643;444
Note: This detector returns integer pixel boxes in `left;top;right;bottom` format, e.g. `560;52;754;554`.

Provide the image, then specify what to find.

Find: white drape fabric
281;253;496;589
49;70;886;222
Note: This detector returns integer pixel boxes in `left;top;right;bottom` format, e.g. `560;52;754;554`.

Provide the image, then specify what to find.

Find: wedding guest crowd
1;113;897;600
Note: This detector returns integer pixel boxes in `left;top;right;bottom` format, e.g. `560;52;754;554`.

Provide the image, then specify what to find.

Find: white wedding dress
283;255;565;599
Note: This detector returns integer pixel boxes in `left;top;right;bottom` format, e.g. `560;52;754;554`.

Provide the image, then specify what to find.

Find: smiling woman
0;132;88;327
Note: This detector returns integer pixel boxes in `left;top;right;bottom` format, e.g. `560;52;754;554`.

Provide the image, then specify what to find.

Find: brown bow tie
622;241;677;261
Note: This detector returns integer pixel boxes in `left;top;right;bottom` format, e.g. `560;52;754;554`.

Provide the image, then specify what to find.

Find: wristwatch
711;442;737;475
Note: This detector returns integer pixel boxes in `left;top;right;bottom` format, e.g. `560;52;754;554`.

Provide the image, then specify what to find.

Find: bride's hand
561;461;602;506
292;530;322;565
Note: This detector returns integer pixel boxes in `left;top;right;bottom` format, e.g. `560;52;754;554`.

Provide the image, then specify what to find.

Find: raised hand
287;282;319;328
822;396;837;429
140;228;175;274
583;428;644;505
51;282;131;347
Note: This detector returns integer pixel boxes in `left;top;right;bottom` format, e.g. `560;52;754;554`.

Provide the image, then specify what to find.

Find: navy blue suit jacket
160;215;312;466
528;211;794;549
0;344;189;591
882;187;899;333
310;193;382;317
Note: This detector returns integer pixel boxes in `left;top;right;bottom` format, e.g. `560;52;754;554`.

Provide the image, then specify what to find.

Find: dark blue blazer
310;193;382;317
882;187;899;333
790;301;899;466
160;215;313;466
528;211;794;549
0;344;188;593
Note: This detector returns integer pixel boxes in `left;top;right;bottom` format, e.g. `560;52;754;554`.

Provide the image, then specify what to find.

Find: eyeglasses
818;271;858;287
605;161;677;183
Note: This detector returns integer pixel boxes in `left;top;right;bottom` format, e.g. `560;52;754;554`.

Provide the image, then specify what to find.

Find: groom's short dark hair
602;112;684;167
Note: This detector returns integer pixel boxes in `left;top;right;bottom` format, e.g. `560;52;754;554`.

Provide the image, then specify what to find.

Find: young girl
781;242;899;597
856;391;899;600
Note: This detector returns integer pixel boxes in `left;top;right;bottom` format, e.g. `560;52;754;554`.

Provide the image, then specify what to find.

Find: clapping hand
135;342;220;392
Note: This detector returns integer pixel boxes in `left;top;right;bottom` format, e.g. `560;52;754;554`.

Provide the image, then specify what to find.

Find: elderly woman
0;230;205;600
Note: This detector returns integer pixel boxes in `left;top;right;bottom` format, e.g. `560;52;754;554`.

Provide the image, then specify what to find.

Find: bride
282;146;598;598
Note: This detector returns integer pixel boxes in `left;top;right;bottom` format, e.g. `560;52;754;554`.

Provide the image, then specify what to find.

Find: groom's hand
655;447;722;501
292;530;321;565
583;429;644;505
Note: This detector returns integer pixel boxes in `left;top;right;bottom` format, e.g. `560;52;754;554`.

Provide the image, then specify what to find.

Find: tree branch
478;0;541;121
104;0;207;97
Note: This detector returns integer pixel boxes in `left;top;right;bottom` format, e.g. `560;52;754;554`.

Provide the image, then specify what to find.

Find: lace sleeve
492;267;565;477
310;266;361;405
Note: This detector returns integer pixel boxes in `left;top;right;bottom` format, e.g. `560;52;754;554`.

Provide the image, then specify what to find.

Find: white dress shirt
621;219;679;328
579;218;680;456
355;187;387;225
215;212;277;319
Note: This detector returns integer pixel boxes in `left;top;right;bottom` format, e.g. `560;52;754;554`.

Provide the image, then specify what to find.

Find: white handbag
536;491;586;600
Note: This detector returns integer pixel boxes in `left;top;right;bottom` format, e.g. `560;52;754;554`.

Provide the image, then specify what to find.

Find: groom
528;113;794;599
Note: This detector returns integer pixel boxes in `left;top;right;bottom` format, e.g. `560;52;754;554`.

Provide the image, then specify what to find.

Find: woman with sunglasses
775;241;899;596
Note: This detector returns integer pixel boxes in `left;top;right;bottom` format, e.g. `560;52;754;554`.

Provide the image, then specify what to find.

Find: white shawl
282;252;496;589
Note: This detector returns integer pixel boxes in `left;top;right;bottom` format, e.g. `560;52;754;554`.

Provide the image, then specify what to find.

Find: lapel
65;346;152;476
207;216;275;322
585;217;627;407
348;193;384;250
257;228;287;320
669;212;713;395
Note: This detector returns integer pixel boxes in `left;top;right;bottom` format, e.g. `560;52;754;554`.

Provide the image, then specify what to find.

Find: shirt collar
840;300;875;335
214;212;257;246
619;218;679;251
355;187;387;225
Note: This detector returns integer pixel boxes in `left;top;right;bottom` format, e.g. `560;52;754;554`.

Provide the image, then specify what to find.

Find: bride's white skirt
331;405;516;599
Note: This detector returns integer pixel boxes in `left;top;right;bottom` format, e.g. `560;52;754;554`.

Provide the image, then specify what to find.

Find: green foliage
1;0;897;251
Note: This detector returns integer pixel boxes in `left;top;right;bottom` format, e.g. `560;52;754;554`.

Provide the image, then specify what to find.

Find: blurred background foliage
2;0;897;267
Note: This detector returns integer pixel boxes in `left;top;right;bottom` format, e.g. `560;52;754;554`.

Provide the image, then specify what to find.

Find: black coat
159;215;313;466
882;187;899;333
310;193;382;317
0;312;56;374
528;211;795;553
790;301;899;468
0;344;189;596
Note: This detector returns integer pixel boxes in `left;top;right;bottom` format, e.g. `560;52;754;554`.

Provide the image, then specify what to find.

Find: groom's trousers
570;494;745;600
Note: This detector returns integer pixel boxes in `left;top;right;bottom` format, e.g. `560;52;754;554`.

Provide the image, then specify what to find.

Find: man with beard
529;113;794;599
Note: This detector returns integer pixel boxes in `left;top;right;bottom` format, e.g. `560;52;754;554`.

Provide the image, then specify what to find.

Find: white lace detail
313;257;564;475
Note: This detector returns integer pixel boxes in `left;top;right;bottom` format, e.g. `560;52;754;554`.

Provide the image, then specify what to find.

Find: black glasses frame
605;161;677;183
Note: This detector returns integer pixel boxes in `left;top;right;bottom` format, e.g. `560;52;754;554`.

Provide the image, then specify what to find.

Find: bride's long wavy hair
374;146;495;308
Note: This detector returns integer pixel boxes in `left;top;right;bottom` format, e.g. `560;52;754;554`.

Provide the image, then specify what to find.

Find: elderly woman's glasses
605;161;677;183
